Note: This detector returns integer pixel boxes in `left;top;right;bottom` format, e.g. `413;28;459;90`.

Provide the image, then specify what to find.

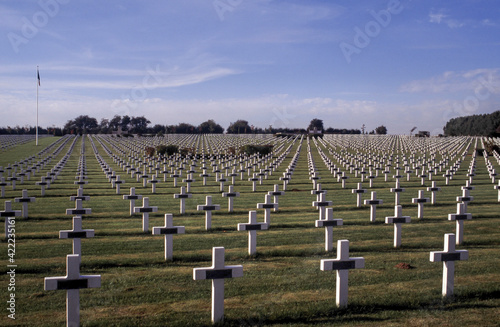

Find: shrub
145;146;155;157
157;144;179;156
240;144;274;156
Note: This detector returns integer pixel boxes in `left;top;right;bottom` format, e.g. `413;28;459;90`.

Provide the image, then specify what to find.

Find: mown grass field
1;134;499;326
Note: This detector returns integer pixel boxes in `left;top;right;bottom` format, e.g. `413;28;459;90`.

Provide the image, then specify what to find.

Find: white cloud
429;10;464;28
400;68;500;94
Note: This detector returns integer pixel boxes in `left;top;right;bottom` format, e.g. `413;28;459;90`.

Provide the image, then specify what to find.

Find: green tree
129;116;151;134
121;115;131;131
109;115;121;131
227;120;251;134
307;119;324;132
63;115;98;134
375;125;387;135
198;119;224;133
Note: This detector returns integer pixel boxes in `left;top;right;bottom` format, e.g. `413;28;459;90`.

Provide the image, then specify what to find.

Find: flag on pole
37;68;41;86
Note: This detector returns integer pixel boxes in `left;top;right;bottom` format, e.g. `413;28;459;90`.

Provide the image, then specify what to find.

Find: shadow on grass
221;289;500;326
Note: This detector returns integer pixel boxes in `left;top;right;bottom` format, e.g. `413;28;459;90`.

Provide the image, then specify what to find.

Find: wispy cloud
429;10;464;28
400;69;500;93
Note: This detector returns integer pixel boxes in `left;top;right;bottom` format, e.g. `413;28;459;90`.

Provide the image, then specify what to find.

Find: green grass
1;134;499;326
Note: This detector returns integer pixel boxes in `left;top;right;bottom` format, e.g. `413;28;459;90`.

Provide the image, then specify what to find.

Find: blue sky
1;0;499;134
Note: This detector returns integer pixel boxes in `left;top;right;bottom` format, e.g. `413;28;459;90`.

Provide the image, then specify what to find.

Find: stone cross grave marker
14;189;35;218
66;199;91;218
390;179;405;205
268;184;285;212
170;171;180;187
60;214;94;256
182;173;195;192
36;177;49;196
197;196;221;230
426;181;441;205
44;254;101;327
218;173;227;192
430;233;468;298
248;173;259;192
147;175;159;193
495;181;500;202
457;188;473;212
412;190;430;219
315;207;343;251
193;247;243;324
152;213;185;261
222;185;240;212
134;197;158;232
237;210;268;255
320;240;365;307
448;203;472;245
0;177;9;197
123;187;142;216
1;201;21;239
312;192;332;221
174;186;192;214
74;177;88;190
385;205;411;248
113;175;124;194
351;183;367;208
364;191;383;222
257;194;277;225
70;188;90;202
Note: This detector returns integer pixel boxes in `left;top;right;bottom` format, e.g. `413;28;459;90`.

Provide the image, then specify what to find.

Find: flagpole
36;66;39;146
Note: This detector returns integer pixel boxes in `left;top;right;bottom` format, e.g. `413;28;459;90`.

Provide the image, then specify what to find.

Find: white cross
174;186;192;214
268;184;285;212
113;175;124;194
495;181;500;202
448;203;472;245
222;185;240;212
390;179;405;205
257;194;277;225
0;177;9;197
426;181;441;204
182;173;195;192
123;187;142;216
197;196;221;230
351;183;367;208
147;175;159;193
237;210;268;255
66;199;91;218
193;247;243;324
133;197;158;232
36;177;49;196
364;191;383;222
315;207;343;251
14;189;35;218
430;233;468;297
248;174;259;192
385;205;411;248
199;170;210;186
44;254;101;327
152;213;185;261
456;188;473;212
312;192;332;220
60;215;94;256
320;240;365;307
412;190;430;219
1;201;21;239
70;188;90;202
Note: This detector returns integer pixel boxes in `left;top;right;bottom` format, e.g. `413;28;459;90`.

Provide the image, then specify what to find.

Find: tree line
443;110;500;136
0;115;388;136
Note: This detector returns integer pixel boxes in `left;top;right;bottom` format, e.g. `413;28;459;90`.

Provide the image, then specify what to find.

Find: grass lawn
1;134;499;326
